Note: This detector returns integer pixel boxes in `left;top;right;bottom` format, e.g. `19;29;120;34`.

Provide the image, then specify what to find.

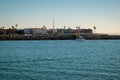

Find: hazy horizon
0;0;120;34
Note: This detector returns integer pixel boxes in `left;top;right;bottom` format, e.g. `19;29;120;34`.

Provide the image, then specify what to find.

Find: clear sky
0;0;120;33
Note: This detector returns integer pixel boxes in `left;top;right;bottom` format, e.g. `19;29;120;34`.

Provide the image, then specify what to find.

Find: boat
75;36;85;40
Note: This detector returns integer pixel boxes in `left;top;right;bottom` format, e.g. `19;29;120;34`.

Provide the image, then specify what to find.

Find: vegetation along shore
0;25;120;40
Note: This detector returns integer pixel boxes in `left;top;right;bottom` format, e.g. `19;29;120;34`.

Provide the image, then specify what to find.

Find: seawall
0;34;120;40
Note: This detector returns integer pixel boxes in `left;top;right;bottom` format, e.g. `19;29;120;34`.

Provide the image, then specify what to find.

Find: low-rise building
24;28;47;36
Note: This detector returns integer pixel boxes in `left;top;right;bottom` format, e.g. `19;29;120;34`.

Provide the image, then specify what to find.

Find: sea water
0;40;120;80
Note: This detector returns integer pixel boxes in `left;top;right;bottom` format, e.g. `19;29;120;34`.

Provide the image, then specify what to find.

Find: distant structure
53;18;55;30
76;26;80;38
80;29;93;33
24;27;47;36
53;18;55;33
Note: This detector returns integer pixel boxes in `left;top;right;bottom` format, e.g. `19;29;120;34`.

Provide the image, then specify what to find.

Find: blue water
0;40;120;80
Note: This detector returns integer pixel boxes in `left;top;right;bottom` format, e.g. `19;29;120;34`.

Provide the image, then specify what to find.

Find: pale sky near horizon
0;0;120;33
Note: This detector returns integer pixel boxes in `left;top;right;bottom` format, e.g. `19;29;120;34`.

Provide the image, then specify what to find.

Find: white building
24;27;47;36
24;28;32;36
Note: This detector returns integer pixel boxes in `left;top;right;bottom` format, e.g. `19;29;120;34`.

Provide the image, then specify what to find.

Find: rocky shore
0;34;120;40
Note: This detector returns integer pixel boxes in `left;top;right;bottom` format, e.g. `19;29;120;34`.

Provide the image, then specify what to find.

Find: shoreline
0;34;120;40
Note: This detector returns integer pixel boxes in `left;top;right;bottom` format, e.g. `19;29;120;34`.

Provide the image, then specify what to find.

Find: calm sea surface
0;40;120;80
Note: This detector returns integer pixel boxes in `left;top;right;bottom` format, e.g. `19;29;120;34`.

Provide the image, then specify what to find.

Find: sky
0;0;120;33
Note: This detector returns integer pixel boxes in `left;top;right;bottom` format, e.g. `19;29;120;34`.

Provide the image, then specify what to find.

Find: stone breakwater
0;34;120;40
0;35;76;40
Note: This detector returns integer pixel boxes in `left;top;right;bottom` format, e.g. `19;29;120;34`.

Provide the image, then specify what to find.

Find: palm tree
12;25;15;29
0;26;4;34
11;25;16;35
42;25;46;29
0;26;4;29
93;26;96;33
15;24;18;29
2;26;4;29
64;26;66;29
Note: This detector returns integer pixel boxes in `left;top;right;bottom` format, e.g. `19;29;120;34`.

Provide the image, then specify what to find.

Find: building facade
24;28;47;36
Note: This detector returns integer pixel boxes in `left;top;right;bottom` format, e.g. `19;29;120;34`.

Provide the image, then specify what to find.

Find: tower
53;18;55;33
53;18;55;30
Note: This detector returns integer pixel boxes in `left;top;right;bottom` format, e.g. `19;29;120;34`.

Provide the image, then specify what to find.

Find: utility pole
53;18;55;29
53;18;55;33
